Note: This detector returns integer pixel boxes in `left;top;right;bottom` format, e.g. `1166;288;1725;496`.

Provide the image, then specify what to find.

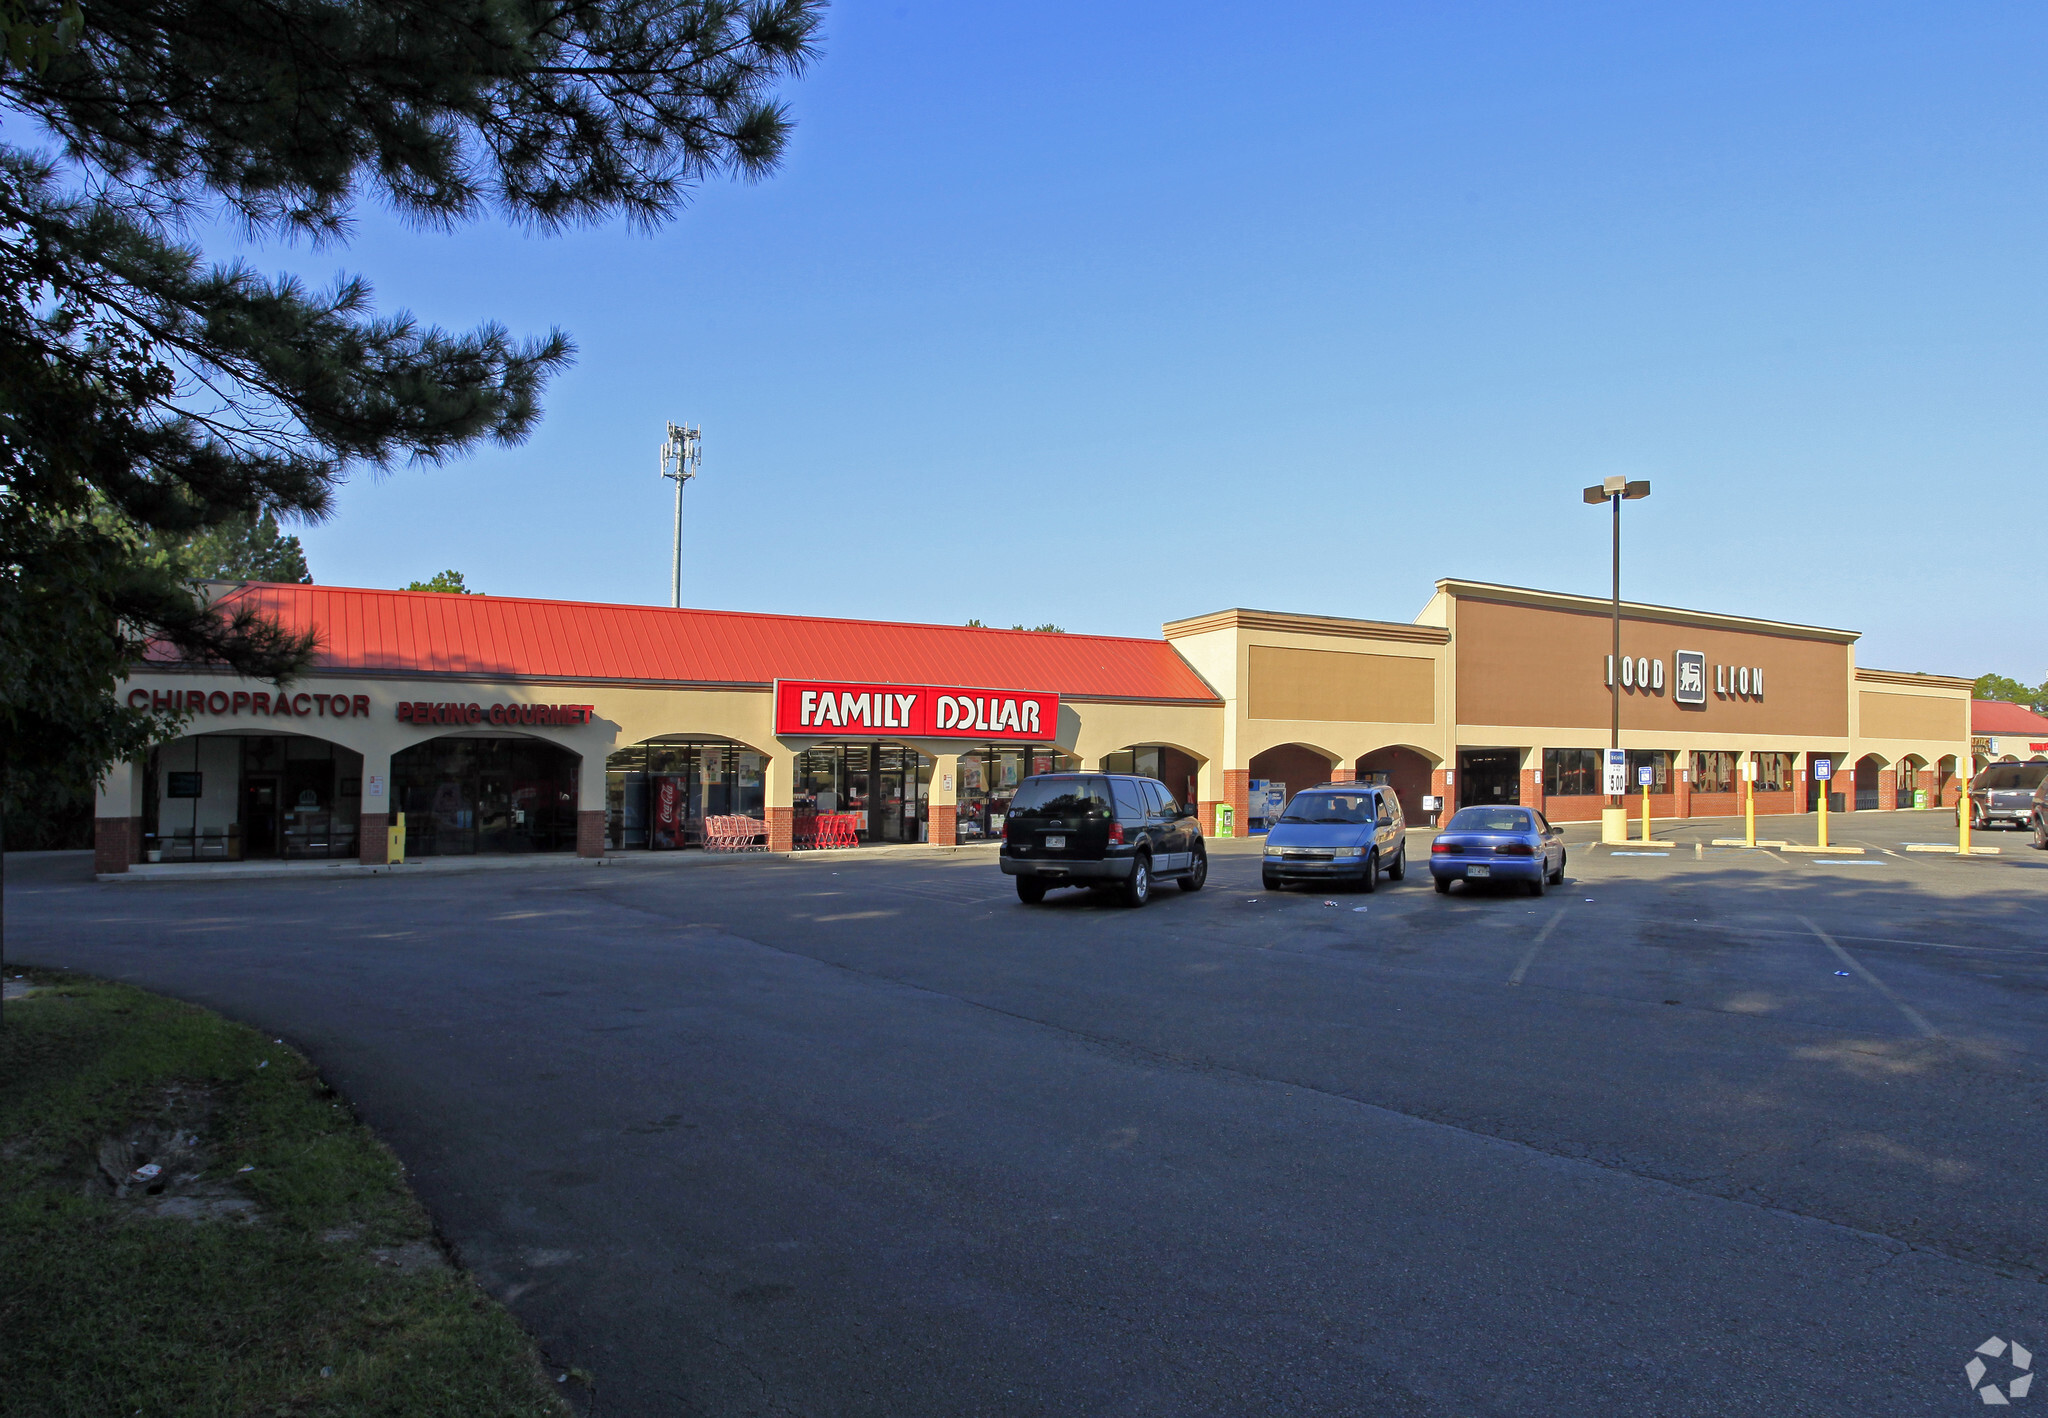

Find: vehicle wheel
1528;874;1546;897
2034;817;2047;851
1388;844;1406;881
1548;850;1566;885
1016;877;1047;905
1433;876;1451;894
1262;870;1281;892
1121;853;1152;908
1360;851;1379;893
1178;845;1208;892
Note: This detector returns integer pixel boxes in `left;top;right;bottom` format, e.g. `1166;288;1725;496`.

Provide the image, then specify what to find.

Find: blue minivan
1260;783;1408;892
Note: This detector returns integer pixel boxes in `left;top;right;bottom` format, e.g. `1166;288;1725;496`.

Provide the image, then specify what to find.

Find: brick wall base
1878;769;1897;811
359;812;389;865
1429;769;1450;825
1222;769;1249;837
94;816;138;874
1329;765;1356;782
576;809;606;858
1199;799;1222;835
929;803;957;846
767;805;794;852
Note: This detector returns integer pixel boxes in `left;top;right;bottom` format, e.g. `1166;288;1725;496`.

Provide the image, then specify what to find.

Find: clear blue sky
270;1;2042;678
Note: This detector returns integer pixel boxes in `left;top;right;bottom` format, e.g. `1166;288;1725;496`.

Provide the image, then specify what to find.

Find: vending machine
651;774;686;850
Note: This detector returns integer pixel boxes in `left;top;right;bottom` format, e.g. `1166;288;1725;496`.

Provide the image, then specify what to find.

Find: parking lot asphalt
8;810;2047;1416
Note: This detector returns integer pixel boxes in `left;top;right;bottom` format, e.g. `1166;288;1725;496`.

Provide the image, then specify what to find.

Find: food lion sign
774;680;1058;742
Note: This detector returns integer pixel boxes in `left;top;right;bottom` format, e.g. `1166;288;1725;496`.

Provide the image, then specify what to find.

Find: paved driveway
9;816;2048;1416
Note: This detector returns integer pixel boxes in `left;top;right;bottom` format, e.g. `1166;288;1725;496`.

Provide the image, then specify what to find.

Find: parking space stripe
1507;909;1569;986
1798;915;1940;1039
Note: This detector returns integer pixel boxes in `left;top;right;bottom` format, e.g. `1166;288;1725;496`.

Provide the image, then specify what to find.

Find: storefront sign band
774;679;1057;742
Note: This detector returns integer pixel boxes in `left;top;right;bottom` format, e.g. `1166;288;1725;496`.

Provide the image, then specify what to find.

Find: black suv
999;773;1207;907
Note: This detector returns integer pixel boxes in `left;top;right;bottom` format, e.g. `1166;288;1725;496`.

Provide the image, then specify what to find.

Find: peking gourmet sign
774;679;1058;742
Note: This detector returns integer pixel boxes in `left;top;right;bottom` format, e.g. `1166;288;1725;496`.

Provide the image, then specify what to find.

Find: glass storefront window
605;739;765;849
1754;752;1796;793
1691;751;1738;794
143;734;362;862
1541;749;1602;797
955;744;1078;841
792;743;931;843
1624;750;1674;792
393;737;580;856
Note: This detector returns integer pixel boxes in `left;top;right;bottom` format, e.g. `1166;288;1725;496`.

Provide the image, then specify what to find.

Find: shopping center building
95;578;1974;871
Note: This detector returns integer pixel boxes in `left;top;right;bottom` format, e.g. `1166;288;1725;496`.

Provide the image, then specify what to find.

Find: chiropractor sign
774;680;1058;742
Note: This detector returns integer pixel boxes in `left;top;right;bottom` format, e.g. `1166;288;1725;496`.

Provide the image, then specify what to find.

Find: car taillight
1497;843;1536;856
1108;821;1125;846
1430;841;1456;854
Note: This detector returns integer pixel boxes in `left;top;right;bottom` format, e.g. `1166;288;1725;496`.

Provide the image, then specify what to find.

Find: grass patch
0;969;572;1418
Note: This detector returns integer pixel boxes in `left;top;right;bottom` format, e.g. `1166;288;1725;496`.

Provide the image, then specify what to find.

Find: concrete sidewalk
96;837;1008;884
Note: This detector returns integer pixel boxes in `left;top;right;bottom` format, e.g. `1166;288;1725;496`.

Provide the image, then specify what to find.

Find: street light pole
660;422;701;609
1583;475;1651;844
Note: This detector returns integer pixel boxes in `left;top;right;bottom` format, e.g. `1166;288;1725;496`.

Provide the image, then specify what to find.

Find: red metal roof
1972;699;2048;734
167;583;1220;702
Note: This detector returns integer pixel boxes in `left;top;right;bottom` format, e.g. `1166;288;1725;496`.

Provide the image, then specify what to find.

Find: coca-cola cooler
651;773;686;850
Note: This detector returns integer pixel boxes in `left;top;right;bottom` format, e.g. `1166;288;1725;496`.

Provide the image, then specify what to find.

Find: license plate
1045;835;1065;849
1467;864;1490;877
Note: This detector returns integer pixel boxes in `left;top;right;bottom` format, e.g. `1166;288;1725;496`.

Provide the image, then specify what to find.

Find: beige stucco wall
1164;613;1452;773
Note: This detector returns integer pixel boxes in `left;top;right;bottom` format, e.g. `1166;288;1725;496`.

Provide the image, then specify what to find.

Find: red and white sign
774;680;1058;742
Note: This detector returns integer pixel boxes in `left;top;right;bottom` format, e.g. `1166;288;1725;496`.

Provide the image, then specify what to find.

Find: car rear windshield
1007;776;1112;817
1445;808;1534;833
1979;764;2048;790
1279;792;1376;824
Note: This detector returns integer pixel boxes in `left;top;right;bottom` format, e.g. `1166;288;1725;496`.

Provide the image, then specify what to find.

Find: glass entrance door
241;778;280;857
1456;749;1521;808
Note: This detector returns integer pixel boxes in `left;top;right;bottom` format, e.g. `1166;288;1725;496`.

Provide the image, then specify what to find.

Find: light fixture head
1623;479;1651;500
1581;485;1607;504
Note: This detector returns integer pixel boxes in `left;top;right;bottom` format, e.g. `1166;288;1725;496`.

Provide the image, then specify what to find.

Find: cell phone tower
659;421;701;608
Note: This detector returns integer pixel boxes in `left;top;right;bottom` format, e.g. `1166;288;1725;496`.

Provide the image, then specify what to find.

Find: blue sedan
1429;806;1566;896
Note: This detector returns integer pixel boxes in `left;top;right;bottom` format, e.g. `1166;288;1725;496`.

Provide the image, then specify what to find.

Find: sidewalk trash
1834;970;1850;977
237;1165;255;1173
1323;899;1337;907
257;1060;268;1069
129;1163;162;1182
1353;906;1369;912
320;1367;333;1378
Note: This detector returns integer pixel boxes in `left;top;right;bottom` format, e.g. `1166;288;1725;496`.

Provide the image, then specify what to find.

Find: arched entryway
1853;754;1887;812
1102;743;1205;812
394;735;581;856
143;730;364;862
1247;744;1338;827
1896;754;1928;810
1355;746;1436;827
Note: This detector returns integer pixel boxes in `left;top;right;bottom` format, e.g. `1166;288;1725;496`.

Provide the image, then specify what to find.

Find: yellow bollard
1640;783;1651;842
1817;779;1829;849
1958;767;1971;857
387;811;406;866
1743;765;1756;848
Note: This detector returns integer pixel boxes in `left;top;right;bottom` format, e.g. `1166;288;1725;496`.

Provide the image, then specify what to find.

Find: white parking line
1798;915;1940;1039
1507;909;1570;986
